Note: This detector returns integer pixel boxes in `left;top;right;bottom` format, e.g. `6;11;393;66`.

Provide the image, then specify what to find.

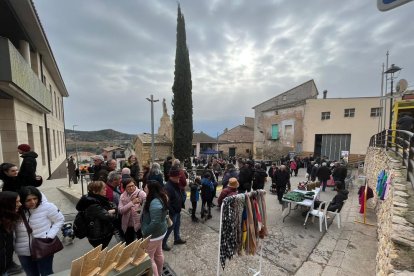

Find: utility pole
72;125;79;168
146;95;159;164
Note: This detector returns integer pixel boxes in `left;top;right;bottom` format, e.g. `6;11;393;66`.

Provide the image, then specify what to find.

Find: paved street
13;167;377;275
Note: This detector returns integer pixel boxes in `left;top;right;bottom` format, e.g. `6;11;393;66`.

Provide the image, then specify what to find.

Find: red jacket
178;169;187;190
218;187;238;206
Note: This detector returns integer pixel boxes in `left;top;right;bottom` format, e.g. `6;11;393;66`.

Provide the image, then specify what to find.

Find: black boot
192;216;199;222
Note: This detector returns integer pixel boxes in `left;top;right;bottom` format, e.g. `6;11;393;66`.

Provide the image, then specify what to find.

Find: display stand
355;176;375;226
216;190;265;276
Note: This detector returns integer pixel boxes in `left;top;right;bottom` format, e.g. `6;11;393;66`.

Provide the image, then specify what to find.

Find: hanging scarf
220;196;237;270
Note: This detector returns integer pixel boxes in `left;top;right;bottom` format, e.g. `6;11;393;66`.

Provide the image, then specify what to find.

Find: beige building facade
253;80;318;159
303;97;387;161
0;0;68;178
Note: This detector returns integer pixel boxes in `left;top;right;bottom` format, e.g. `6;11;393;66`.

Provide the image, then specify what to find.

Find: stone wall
364;147;414;275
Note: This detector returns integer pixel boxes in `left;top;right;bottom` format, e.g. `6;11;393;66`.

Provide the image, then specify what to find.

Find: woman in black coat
0;191;22;274
76;181;116;248
0;163;20;192
17;144;39;187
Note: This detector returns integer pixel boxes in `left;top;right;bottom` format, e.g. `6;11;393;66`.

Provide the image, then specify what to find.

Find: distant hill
65;129;135;142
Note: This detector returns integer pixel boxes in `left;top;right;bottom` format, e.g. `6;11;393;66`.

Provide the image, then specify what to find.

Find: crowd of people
1;144;63;276
1;145;351;276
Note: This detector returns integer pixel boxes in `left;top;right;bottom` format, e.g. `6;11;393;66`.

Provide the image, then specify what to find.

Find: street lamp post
385;64;402;130
146;95;159;164
72;125;79;168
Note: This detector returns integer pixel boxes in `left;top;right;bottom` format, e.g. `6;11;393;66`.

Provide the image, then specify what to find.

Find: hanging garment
376;170;385;194
220;196;237;270
376;171;388;197
359;185;374;213
245;194;257;255
381;174;392;200
234;196;244;255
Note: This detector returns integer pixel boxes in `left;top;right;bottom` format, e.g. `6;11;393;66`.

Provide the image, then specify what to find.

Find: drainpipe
44;114;52;179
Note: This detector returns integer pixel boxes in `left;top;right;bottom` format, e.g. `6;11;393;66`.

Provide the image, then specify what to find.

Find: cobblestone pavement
30;167;377;275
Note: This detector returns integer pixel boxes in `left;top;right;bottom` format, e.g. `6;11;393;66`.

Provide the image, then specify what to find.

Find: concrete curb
57;186;83;205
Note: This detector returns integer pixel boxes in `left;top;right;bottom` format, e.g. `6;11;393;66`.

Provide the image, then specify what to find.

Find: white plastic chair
327;200;346;229
306;201;330;232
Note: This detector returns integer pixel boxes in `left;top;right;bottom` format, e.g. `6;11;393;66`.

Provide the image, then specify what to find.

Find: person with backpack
118;178;146;245
75;181;116;248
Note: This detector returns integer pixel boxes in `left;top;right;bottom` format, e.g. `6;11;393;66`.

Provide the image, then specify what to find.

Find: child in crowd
189;177;201;222
200;173;214;220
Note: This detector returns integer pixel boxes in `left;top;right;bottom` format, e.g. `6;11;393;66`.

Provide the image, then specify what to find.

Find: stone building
0;0;68;178
133;133;172;166
218;117;254;158
253;80;318;159
192;132;217;157
102;146;125;161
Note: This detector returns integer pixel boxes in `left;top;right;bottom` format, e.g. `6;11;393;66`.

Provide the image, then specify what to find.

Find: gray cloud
34;0;414;136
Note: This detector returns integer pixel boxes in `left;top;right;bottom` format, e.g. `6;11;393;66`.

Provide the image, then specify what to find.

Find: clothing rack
216;190;266;276
354;176;375;226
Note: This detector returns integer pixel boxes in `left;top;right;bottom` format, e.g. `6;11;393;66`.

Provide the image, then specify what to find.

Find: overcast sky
33;0;414;137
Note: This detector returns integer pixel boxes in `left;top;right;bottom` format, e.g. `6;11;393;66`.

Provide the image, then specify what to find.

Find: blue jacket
141;198;168;239
201;177;214;201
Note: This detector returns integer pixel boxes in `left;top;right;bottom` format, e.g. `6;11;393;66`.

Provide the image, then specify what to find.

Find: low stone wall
364;147;414;275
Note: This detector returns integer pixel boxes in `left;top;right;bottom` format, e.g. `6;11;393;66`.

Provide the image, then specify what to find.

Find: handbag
166;211;173;228
21;212;63;260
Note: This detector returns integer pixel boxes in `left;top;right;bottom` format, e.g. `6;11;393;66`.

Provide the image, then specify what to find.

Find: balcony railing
0;37;51;112
369;129;414;188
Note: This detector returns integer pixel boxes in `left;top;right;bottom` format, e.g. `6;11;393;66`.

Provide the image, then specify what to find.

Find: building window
321;112;331;120
271;124;279;140
344;108;355;117
371;107;382;117
282;95;287;101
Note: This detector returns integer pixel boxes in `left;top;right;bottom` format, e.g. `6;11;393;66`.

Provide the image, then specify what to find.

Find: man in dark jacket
17;144;39;187
163;156;173;182
238;161;253;193
332;162;347;185
89;155;109;182
252;163;268;190
274;165;291;204
162;167;186;251
316;162;331;192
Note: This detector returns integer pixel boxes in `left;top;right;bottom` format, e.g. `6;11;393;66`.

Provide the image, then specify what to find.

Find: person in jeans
162;167;186;251
15;186;64;276
141;181;168;276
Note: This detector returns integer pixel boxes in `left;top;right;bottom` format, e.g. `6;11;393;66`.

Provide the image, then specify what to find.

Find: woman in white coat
15;186;64;276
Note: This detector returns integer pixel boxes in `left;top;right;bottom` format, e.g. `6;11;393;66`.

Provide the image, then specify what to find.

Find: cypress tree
172;4;193;161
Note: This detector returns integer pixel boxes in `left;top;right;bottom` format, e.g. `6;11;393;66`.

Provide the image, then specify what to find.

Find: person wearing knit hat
217;177;239;207
17;144;39;188
17;144;31;153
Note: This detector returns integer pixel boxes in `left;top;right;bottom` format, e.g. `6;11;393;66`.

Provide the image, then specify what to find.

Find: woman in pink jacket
118;178;147;244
